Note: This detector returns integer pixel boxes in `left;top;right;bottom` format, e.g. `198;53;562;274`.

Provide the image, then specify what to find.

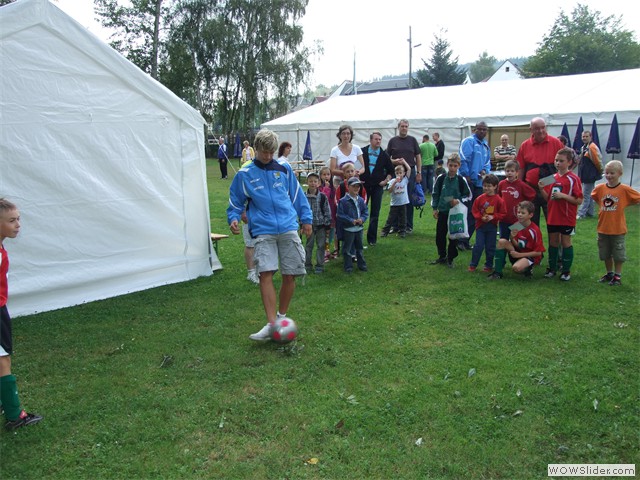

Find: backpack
411;182;426;217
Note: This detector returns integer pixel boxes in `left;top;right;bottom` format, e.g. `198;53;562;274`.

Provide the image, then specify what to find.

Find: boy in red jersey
498;160;537;239
487;201;545;279
591;160;640;286
469;174;506;272
537;148;583;281
0;198;43;430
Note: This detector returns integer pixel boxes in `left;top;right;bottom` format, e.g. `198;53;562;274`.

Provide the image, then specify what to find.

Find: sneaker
406;227;413;234
314;266;324;274
599;273;614;283
609;275;622;286
543;269;556;278
399;232;406;238
358;264;368;272
482;266;493;273
388;227;395;234
249;323;272;341
559;272;571;281
487;272;503;280
467;266;477;272
447;261;454;269
246;270;260;284
380;231;388;238
345;268;353;274
430;257;447;265
523;267;533;279
5;410;43;430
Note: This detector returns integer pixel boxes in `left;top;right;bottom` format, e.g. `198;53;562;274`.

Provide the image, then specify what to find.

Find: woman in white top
278;141;292;164
329;125;364;178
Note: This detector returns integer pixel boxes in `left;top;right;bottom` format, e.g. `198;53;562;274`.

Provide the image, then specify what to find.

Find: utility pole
408;26;421;89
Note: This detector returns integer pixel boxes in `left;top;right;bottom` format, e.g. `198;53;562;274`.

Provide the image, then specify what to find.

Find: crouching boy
487;200;546;279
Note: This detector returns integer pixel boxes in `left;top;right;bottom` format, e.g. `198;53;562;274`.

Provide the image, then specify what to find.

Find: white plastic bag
448;202;469;240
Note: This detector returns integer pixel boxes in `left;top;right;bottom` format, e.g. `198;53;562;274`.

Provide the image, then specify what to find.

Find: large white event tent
264;68;640;186
0;0;220;317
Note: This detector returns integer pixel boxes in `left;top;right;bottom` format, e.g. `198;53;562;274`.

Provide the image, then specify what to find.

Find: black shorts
1;305;13;356
547;224;575;235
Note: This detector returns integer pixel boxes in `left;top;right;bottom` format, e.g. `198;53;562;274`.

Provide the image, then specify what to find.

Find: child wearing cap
304;172;332;274
337;177;369;273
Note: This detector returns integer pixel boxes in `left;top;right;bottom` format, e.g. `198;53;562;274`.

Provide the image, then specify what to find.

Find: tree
469;51;498;83
166;0;313;136
94;0;173;80
523;3;640;77
414;30;466;87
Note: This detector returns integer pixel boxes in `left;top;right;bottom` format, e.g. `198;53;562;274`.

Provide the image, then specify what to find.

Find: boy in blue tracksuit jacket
227;129;312;341
337;177;369;273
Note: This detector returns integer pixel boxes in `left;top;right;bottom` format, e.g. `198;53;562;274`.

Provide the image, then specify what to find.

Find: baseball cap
348;177;362;186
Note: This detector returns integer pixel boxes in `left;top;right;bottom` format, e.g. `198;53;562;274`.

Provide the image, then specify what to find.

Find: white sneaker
246;270;259;284
249;323;272;341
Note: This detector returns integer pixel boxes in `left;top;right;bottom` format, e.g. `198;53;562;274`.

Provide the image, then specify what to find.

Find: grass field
1;159;638;479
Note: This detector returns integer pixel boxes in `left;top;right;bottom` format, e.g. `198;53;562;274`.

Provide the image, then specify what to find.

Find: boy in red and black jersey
487;200;546;279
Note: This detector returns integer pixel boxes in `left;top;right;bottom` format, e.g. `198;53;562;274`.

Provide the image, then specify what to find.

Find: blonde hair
254;129;279;153
319;166;331;175
605;160;623;174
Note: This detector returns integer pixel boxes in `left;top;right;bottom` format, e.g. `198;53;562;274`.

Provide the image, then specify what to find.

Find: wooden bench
210;233;229;255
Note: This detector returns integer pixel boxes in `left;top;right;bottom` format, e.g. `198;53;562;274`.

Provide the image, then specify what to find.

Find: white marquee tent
264;68;640;186
0;0;220;317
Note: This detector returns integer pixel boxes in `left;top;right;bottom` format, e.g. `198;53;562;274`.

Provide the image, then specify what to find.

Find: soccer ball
270;317;298;344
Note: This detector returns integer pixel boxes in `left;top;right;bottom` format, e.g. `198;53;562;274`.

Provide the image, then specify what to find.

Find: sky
56;0;640;88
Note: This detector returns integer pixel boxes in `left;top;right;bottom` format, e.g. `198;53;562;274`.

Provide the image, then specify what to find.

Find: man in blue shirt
361;131;394;246
459;121;491;249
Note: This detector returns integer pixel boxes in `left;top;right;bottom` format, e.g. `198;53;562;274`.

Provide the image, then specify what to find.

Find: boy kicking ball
591;160;640;286
487;200;545;279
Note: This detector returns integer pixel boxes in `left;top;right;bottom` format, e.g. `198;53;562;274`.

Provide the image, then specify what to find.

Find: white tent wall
0;0;220;317
264;69;640;186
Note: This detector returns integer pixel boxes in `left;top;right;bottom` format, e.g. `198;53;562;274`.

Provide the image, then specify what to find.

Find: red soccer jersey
498;179;537;224
1;246;8;307
472;193;506;229
514;222;546;265
543;171;583;227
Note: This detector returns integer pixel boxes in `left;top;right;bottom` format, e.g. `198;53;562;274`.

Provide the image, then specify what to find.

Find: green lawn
1;159;638;479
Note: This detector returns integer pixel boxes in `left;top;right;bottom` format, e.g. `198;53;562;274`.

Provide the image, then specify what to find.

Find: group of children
302;160;417;274
303;163;369;274
298;147;640;283
430;149;640;284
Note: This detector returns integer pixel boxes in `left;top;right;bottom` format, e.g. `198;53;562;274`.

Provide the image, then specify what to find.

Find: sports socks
1;374;22;421
548;246;559;271
493;249;506;274
561;246;574;273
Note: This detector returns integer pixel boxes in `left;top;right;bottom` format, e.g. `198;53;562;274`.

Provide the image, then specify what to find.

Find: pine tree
414;31;466;87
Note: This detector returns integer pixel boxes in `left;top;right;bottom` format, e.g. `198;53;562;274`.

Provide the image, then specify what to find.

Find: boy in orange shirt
591;160;640;286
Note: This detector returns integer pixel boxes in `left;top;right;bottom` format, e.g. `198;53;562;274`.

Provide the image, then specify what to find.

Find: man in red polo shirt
517;117;564;226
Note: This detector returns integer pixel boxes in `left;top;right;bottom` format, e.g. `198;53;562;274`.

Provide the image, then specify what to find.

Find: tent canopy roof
265;69;640;130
